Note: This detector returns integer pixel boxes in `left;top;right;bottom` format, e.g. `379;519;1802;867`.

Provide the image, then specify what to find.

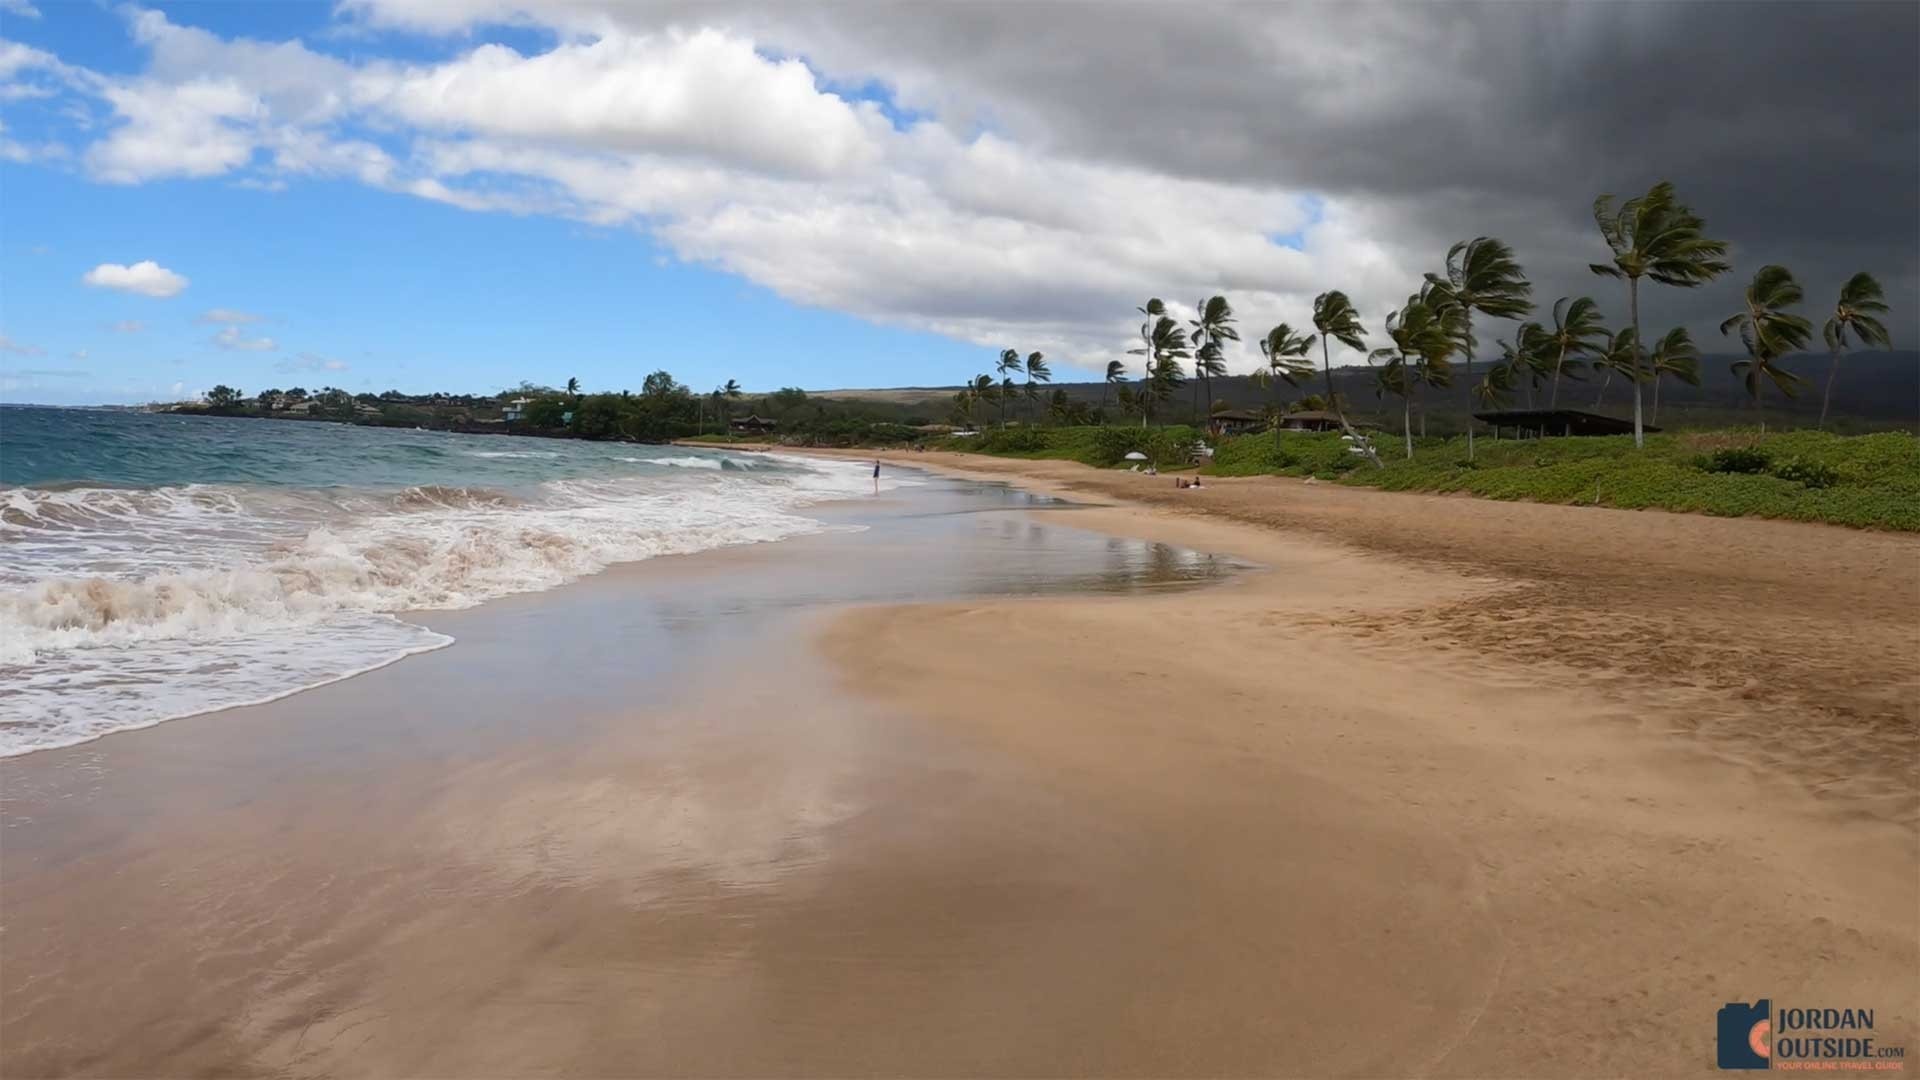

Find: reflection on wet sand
1;471;1281;1077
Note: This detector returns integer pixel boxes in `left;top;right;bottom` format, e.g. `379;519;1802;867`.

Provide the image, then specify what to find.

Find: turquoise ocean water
0;406;887;755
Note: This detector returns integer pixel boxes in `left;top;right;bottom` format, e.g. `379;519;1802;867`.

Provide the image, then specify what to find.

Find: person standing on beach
873;458;881;494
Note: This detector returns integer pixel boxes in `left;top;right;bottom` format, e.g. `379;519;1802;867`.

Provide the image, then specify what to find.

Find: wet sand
4;457;1916;1077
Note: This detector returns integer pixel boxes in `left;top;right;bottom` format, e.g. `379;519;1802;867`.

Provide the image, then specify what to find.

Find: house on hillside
1471;409;1658;437
1273;409;1348;432
730;414;778;435
1207;408;1267;437
502;397;531;422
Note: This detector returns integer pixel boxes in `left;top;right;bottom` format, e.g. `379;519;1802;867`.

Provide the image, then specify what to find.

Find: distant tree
285;386;309;402
1253;323;1315;422
1131;298;1166;428
1128;313;1190;428
1023;351;1050;422
1819;272;1891;430
1426;236;1533;459
1540;296;1608;408
1590;181;1730;446
1646;327;1700;426
995;348;1021;426
1188;295;1240;419
641;370;681;399
206;384;244;410
1370;292;1456;456
1590;327;1640;409
1492;322;1552;408
566;376;581;397
1311;290;1369;436
255;388;281;408
1721;264;1814;427
1102;359;1125;409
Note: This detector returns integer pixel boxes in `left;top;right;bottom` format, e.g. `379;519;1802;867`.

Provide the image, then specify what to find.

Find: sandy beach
3;455;1915;1077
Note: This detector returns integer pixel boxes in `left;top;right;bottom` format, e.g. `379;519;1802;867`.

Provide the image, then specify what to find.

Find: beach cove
3;454;1915;1076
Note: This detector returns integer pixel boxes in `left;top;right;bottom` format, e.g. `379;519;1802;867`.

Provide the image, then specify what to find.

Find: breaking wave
0;448;891;755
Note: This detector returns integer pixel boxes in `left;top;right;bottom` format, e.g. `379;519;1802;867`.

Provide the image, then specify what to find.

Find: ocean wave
0;454;887;755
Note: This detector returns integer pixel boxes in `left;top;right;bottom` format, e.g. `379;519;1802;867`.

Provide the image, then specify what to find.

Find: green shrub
1705;446;1772;474
1770;456;1839;489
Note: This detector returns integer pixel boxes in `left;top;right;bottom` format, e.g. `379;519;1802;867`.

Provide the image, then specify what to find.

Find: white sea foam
0;453;898;755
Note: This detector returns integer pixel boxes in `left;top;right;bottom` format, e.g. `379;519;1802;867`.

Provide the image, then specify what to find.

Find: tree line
963;180;1893;460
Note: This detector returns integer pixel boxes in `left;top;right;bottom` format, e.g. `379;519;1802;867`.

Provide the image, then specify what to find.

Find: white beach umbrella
1123;451;1149;461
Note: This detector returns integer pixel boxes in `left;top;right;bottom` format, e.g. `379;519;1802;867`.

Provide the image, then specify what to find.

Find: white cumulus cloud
198;307;262;324
212;325;276;351
81;259;188;298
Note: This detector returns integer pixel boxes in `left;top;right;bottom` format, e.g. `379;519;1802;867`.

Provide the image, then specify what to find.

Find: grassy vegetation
929;425;1204;468
933;425;1920;531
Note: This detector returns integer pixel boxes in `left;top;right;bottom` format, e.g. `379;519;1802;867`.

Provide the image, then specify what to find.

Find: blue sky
0;2;1021;403
12;2;1896;406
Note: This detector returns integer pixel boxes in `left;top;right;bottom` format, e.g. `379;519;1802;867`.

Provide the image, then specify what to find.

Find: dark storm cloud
620;0;1919;344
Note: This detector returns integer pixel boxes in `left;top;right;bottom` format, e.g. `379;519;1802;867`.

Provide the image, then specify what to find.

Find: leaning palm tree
1101;359;1125;410
1127;314;1190;428
1493;322;1551;408
1590;327;1639;409
1311;290;1368;424
1819;272;1891;430
1023;350;1050;423
1721;264;1814;427
1646;327;1700;427
1540;296;1608;408
1590;181;1731;446
565;376;581;397
1371;295;1455;457
1253;323;1316;421
1426;237;1533;459
1188;295;1240;419
994;348;1021;427
966;373;997;428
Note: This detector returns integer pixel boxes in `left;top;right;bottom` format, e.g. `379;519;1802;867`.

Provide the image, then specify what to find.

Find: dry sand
805;448;1920;1074
3;452;1915;1077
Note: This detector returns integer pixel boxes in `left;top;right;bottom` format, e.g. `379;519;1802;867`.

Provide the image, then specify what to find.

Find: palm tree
1188;295;1240;420
1494;322;1551;408
1646;327;1700;427
1590;181;1731;447
1253;323;1316;421
995;349;1021;426
1590;327;1639;409
1101;359;1125;411
1426;237;1533;460
1474;355;1518;414
1819;272;1891;430
1127;314;1190;428
1370;294;1456;457
957;373;996;428
1022;351;1051;423
1721;264;1814;426
1540;296;1608;409
566;376;580;397
1311;290;1367;426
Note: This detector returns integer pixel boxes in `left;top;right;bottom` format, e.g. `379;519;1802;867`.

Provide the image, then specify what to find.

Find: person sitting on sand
1176;477;1189;489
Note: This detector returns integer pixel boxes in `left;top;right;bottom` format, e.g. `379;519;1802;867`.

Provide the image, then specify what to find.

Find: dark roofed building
1471;409;1657;437
1207;408;1267;437
729;414;778;434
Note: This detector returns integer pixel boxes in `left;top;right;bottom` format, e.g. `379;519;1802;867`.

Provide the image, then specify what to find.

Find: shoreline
3;449;1913;1075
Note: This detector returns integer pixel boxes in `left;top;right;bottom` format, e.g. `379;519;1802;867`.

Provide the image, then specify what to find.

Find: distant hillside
820;351;1917;432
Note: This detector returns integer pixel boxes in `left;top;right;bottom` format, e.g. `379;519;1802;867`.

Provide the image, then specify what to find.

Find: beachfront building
1207;408;1268;438
502;397;531;422
730;414;778;435
1472;409;1657;438
1273;410;1347;432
